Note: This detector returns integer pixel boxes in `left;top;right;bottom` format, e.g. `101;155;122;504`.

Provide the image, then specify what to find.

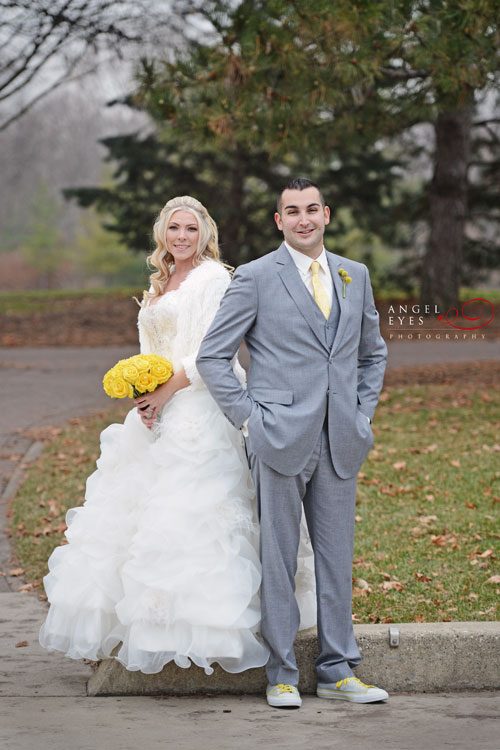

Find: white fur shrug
137;259;245;390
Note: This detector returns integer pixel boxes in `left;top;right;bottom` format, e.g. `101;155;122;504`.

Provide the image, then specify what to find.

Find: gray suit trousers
248;419;361;687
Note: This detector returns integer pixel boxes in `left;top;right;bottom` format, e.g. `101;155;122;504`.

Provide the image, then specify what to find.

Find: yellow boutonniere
338;268;352;299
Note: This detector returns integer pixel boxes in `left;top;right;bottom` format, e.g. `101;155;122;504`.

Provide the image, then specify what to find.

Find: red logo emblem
438;299;495;331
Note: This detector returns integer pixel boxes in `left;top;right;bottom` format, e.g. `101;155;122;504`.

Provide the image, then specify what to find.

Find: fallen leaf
464;502;477;509
430;535;447;547
8;568;25;576
419;515;438;526
478;549;495;559
485;575;500;584
352;587;371;597
423;444;438;454
411;526;426;537
15;641;29;648
381;580;404;592
414;613;426;623
48;500;59;518
414;572;432;582
450;459;461;468
356;578;371;590
478;606;497;616
392;461;406;471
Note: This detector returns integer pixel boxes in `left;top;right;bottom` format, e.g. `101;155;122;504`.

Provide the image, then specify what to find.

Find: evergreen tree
66;129;405;269
136;0;499;308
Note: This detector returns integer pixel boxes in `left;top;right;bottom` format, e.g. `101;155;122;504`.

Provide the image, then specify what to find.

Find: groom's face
274;187;330;258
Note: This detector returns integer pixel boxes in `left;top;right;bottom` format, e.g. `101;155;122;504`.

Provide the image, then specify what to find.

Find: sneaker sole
267;697;302;708
316;688;388;703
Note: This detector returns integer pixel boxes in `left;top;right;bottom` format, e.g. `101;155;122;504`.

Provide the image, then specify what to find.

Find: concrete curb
87;621;500;696
1;441;45;502
1;441;45;592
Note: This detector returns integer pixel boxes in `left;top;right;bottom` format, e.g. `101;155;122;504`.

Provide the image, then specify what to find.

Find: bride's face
165;210;199;264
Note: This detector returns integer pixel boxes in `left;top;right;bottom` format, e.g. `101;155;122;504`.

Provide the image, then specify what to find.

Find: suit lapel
327;252;349;355
276;244;329;351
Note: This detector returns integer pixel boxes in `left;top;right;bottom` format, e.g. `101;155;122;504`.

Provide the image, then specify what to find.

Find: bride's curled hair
141;196;225;305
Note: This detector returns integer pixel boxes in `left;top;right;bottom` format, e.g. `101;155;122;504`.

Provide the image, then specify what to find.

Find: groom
197;178;388;708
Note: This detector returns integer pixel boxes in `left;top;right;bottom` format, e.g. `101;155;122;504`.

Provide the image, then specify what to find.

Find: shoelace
274;684;296;694
336;677;375;690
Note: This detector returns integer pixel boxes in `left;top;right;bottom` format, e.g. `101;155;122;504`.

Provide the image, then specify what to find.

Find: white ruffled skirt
39;388;315;675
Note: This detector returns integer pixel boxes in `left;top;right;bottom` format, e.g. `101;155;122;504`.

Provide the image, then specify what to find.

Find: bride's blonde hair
141;196;225;305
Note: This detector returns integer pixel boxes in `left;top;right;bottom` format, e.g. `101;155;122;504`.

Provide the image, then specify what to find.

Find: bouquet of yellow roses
102;355;173;405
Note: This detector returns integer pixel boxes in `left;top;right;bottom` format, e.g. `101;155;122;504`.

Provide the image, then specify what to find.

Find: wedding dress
39;259;316;675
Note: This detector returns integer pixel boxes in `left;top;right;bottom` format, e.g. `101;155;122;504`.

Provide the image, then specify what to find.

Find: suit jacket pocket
250;388;293;405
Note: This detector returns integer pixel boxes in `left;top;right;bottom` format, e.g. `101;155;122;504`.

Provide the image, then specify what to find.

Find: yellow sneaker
317;677;388;703
266;683;302;708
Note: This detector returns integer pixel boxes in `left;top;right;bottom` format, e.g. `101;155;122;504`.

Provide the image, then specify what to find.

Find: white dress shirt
284;242;333;307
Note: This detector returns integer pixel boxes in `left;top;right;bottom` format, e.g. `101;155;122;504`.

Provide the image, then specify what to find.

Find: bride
39;195;315;676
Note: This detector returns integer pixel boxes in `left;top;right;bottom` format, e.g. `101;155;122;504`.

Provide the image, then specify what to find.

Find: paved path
0;343;499;749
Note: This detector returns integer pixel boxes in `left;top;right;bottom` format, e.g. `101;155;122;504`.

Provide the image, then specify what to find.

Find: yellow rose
122;363;140;384
135;372;159;393
150;361;173;382
130;355;151;373
109;377;133;399
103;368;120;396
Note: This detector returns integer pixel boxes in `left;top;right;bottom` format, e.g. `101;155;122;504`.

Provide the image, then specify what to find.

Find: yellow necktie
310;261;330;319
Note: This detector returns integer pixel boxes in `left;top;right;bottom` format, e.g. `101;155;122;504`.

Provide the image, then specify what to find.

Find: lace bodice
137;290;179;361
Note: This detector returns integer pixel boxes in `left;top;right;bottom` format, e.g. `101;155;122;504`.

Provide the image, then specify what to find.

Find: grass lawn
0;287;141;315
7;384;500;623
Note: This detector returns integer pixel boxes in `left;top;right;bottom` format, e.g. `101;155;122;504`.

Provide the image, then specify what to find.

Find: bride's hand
135;382;173;429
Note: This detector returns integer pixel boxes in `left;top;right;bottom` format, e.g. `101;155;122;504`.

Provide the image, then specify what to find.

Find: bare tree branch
0;0;179;130
473;118;500;126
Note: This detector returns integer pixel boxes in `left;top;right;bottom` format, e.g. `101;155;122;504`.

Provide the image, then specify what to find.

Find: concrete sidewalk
2;693;499;750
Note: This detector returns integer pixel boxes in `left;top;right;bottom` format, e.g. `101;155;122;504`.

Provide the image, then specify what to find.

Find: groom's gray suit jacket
196;243;387;479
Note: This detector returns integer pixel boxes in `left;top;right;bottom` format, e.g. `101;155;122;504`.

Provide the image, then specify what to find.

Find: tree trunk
420;106;472;312
220;148;245;267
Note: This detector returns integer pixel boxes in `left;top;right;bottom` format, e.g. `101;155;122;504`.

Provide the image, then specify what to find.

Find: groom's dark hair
277;177;325;213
